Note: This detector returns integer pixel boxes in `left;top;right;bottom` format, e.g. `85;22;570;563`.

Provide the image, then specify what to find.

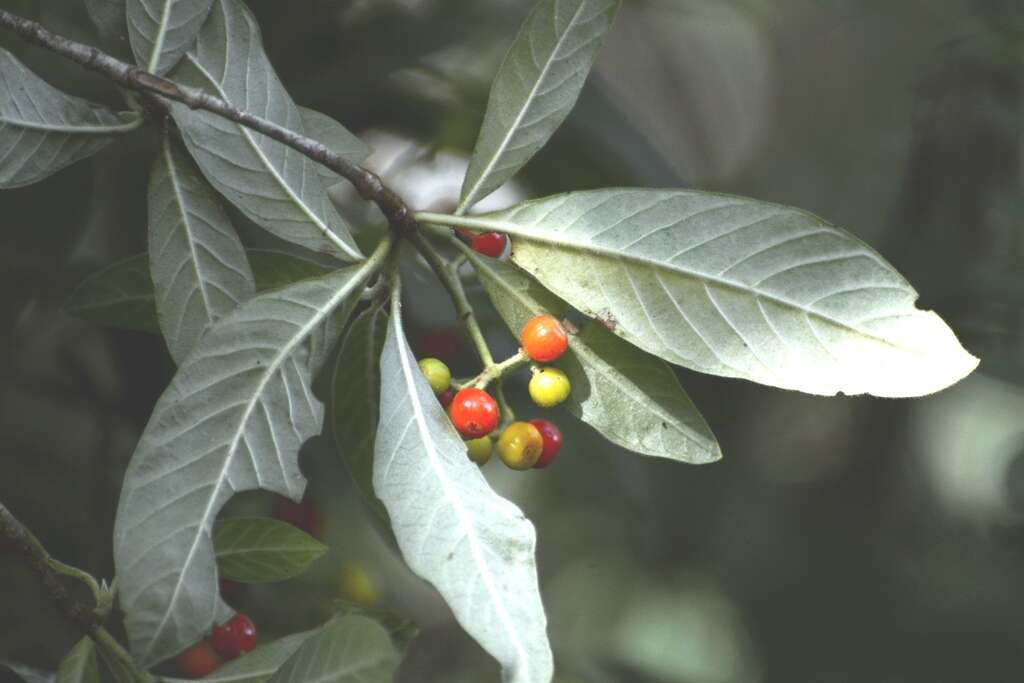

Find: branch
0;9;417;234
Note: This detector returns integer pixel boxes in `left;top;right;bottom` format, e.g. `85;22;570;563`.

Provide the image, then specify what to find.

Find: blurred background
2;0;1024;681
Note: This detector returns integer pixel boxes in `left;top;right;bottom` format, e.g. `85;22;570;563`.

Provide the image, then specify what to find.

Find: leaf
420;190;979;398
466;251;720;463
328;305;390;524
298;108;372;186
65;254;161;333
65;250;331;334
85;0;128;43
0;49;141;189
169;0;363;261
213;517;327;583
374;288;553;683
126;0;214;74
163;630;314;683
267;615;398;683
56;639;98;683
149;134;255;364
113;256;383;666
1;663;54;683
458;0;620;213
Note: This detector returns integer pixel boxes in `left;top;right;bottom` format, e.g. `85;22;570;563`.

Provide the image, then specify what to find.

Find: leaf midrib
0;115;141;135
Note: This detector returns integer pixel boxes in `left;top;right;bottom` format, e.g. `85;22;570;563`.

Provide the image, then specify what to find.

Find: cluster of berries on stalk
419;311;570;471
177;613;257;677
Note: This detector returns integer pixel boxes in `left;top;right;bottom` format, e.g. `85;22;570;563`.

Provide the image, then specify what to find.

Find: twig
0;9;416;234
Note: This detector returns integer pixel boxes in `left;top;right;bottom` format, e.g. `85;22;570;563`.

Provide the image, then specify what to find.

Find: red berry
420;327;462;366
449;388;499;438
529;419;563;468
272;496;325;540
178;640;223;678
211;613;257;660
438;388;454;408
471;232;508;258
521;314;569;362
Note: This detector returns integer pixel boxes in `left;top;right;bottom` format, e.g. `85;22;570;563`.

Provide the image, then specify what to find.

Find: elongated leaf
163;630;314;683
169;0;362;261
113;257;381;666
374;289;553;683
0;49;140;189
56;639;98;683
467;251;720;463
214;517;326;583
458;0;620;213
299;108;371;186
1;663;54;683
268;615;397;683
127;0;213;74
149;135;255;364
328;305;390;523
65;250;331;333
421;190;979;397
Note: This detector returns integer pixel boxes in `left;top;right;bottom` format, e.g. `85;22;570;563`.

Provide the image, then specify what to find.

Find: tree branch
0;8;417;234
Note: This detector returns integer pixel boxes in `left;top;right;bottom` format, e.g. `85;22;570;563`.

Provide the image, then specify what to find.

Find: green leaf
466;251;720;463
65;255;161;333
163;630;314;683
85;0;128;44
56;639;98;683
113;255;383;666
169;0;363;261
148;134;255;364
65;250;331;333
213;517;327;583
374;288;552;683
420;190;979;398
127;0;214;74
458;0;620;213
298;108;372;186
0;49;141;189
267;615;398;683
1;663;54;683
328;305;390;524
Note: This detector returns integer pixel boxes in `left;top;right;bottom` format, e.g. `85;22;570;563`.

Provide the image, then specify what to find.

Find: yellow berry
336;561;378;607
496;422;544;470
465;436;493;465
528;367;571;408
418;357;451;394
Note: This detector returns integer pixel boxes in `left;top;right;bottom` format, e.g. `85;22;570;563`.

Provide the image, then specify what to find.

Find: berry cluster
177;613;257;678
419;314;571;470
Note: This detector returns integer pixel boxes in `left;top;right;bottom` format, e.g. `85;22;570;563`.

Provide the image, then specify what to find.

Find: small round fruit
337;561;378;607
273;496;325;540
449;388;499;438
438;388;454;408
529;419;563;468
496;422;544;470
529;367;571;408
211;613;257;660
466;436;493;465
521;314;568;362
471;232;508;258
418;357;451;394
178;640;223;678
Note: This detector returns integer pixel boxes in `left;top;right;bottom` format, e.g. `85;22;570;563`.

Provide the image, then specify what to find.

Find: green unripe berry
465;436;493;465
496;422;544;470
418;357;451;394
528;367;571;408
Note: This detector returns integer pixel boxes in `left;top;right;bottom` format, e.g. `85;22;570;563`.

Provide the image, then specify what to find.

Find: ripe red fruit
211;613;258;660
272;495;325;540
449;388;499;438
471;232;508;258
420;327;462;366
529;419;563;468
521;314;569;362
438;388;454;408
178;640;223;678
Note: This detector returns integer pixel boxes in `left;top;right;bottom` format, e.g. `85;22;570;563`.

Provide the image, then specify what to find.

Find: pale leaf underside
267;616;398;683
127;0;214;74
163;630;314;683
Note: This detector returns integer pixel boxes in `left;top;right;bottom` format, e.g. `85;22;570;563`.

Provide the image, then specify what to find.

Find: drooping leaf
328;305;390;524
163;630;314;683
421;190;979;397
213;517;327;583
466;250;720;463
126;0;214;74
1;662;54;683
113;255;384;666
148;134;255;364
65;250;331;334
458;0;620;213
84;0;128;44
374;288;553;683
267;615;398;683
169;0;363;261
55;639;98;683
298;108;372;186
0;49;141;189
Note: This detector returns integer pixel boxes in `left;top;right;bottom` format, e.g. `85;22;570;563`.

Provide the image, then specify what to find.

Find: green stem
409;231;495;367
459;350;530;390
